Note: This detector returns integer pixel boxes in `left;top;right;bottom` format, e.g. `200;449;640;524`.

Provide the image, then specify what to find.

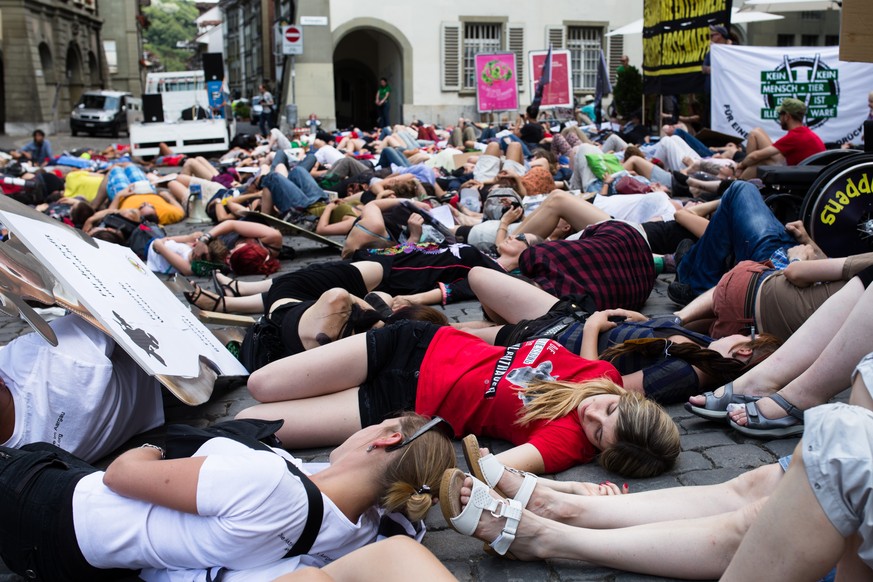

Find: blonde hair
516;378;680;478
379;414;456;521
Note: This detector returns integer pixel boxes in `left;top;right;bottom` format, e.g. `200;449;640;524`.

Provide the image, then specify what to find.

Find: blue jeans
377;147;410;168
677;181;796;294
259;110;274;136
377;102;390;128
260;170;326;213
674;128;715;158
271;151;317;173
499;133;532;158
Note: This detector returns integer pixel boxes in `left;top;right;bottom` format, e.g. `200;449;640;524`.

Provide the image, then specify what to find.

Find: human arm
497;169;527;197
82;208;120;233
782;257;847;288
102;445;205;514
673;208;710;239
581;309;647;360
495;206;524;246
736;145;780;170
785;220;826;259
405;212;424;244
151;237;195;276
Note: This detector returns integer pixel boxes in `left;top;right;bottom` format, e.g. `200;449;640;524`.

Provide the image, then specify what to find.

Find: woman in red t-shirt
239;321;680;478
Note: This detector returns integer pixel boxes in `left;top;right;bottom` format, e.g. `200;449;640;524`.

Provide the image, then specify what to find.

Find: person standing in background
375;77;391;128
259;83;275;137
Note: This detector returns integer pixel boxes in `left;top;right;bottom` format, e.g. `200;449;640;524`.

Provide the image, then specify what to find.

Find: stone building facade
0;0;106;135
100;0;147;96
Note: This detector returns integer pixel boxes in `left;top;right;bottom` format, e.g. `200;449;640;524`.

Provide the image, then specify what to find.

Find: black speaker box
142;93;164;123
203;53;224;82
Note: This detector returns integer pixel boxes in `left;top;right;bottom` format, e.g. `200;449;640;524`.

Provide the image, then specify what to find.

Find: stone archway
65;43;85;107
332;20;412;129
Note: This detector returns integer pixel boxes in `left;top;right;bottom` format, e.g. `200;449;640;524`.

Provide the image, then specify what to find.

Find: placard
528;50;573;108
475;53;519;113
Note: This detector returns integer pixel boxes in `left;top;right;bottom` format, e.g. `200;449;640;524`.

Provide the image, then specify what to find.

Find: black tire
801;153;873;258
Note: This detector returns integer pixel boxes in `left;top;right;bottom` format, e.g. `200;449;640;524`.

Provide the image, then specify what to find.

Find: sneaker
673;239;694;275
667;280;696;307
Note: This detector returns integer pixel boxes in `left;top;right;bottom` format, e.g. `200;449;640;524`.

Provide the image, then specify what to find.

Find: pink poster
476;53;519;113
529;50;573;108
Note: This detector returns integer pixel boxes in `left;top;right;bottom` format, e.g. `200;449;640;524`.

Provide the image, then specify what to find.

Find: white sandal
462;434;538;508
439;468;523;557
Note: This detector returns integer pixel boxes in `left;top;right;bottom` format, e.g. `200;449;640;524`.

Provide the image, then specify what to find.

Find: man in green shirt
375;77;391;128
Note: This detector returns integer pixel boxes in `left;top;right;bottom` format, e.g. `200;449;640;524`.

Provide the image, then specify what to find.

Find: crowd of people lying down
1;95;872;581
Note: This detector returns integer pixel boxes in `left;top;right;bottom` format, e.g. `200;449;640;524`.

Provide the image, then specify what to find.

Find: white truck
129;71;234;157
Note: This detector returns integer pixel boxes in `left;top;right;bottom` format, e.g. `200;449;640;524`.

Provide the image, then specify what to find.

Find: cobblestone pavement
0;141;828;581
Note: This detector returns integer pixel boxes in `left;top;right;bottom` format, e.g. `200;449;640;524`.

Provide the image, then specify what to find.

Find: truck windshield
77;95;120;110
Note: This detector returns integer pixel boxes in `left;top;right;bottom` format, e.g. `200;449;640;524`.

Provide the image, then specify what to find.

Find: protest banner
642;0;732;94
711;44;873;145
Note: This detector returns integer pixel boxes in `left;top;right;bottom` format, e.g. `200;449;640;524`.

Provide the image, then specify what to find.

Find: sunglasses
385;416;454;452
515;233;531;248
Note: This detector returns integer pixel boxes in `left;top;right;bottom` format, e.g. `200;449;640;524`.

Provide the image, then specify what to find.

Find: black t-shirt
519;123;544;145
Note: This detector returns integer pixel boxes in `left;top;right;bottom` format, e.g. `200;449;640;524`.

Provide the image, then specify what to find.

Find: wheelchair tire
801;153;873;258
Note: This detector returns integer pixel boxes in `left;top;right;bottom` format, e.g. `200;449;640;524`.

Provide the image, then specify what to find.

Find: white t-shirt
314;145;344;167
0;315;163;463
73;438;379;571
146;239;193;274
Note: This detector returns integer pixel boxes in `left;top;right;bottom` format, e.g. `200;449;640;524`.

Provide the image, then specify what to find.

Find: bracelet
198;233;213;244
497;225;508;231
140;443;165;459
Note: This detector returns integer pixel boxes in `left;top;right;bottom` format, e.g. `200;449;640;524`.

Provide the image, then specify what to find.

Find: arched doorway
333;28;404;129
88;51;101;88
65;43;84;107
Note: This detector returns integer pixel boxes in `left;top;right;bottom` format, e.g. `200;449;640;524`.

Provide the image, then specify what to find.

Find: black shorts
641;221;696;255
357;320;441;426
0;443;130;581
263;262;371;308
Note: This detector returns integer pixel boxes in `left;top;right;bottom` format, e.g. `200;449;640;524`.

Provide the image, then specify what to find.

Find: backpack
127;221;168;261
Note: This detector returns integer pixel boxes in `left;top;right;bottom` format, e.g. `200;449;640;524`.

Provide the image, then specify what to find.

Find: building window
801;11;822;20
567;26;602;91
463;23;502;90
103;40;118;75
801;34;819;46
777;34;795;47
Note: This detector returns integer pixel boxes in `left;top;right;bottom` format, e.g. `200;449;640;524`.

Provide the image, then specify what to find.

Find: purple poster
476;53;519;113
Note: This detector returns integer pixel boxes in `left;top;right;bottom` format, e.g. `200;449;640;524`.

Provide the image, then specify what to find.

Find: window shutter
545;26;565;50
441;22;461;91
508;24;525;91
608;33;624;85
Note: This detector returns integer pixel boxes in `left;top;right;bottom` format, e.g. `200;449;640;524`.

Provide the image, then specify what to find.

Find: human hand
785;220;812;244
583;309;628;333
787;244;816;262
500;205;524;225
406;213;424;239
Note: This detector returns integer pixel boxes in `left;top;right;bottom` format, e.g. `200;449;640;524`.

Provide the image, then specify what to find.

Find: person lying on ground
686;264;873;438
460;266;779;404
0;413;454;582
237;320;680;477
676;251;873;341
440;360;872;582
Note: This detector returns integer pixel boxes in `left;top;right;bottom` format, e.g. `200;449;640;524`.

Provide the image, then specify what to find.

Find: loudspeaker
203;53;224;82
142;93;164;123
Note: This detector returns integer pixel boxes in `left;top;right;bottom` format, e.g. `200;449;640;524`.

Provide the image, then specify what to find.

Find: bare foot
727;396;788;426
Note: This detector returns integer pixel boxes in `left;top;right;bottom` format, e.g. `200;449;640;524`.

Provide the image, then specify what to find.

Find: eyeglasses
515;233;531;248
385;416;454;452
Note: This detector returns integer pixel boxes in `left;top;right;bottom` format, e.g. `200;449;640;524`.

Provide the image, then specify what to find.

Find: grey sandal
729;393;804;439
684;382;760;421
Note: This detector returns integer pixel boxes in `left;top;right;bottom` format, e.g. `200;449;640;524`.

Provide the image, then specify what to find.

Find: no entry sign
282;25;303;55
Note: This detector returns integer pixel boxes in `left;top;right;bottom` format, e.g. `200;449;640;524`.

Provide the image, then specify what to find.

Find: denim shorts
357;321;440;426
0;443;130;581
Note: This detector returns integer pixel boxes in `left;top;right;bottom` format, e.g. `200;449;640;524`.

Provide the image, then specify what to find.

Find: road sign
282;25;303;55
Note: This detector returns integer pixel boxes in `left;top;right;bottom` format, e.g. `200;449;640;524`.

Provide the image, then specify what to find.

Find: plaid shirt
106;164;150;199
519;221;655;310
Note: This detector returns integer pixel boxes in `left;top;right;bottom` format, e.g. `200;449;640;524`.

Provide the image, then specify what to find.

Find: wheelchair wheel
801;153;873;258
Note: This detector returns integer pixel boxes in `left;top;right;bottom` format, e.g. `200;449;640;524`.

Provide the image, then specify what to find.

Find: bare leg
468;266;559;323
516;190;610;236
722;445;845;581
675;287;716;325
690;278;864;410
247;332;369;402
622;156;656;180
350;261;386;291
215;271;273;296
165;181;188;205
274;537;457;582
454;475;762;579
505;141;524;166
729;279;871;424
236;388;362;447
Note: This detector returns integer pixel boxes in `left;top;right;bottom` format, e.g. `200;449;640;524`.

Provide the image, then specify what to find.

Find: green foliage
613;65;644;118
143;0;199;71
